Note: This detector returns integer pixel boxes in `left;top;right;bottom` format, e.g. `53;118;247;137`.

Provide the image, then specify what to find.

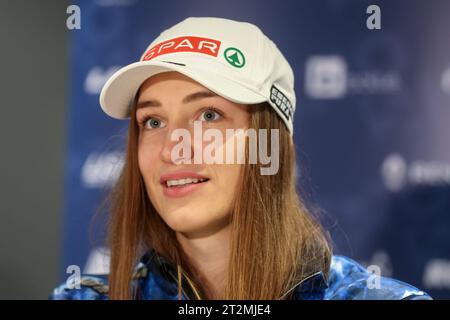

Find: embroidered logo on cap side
270;85;293;122
224;47;245;68
142;36;222;61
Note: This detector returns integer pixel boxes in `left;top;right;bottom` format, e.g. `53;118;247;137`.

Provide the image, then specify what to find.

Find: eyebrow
136;91;219;109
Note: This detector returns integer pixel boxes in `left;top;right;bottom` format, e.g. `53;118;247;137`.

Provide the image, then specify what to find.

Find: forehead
137;71;207;98
135;71;230;112
134;73;252;117
134;71;251;115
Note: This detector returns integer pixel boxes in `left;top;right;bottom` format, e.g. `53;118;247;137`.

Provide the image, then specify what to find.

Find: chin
165;212;229;237
163;209;207;231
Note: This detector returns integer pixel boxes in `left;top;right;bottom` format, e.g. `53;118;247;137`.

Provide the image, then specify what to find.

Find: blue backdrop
64;0;450;299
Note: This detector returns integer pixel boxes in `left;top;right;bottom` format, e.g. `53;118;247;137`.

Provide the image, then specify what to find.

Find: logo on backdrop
305;56;347;99
442;67;450;95
381;153;450;192
83;247;111;274
81;152;124;188
305;55;402;99
423;258;450;289
84;66;121;95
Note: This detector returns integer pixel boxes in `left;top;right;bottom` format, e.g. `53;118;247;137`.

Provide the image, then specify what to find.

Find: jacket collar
138;249;328;300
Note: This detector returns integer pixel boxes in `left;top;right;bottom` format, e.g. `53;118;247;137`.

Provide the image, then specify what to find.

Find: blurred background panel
1;0;449;299
0;0;68;299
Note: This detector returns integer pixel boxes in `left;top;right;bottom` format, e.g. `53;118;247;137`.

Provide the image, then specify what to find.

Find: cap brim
99;60;267;119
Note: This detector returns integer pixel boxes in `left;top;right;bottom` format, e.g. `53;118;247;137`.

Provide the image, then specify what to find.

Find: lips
160;171;210;198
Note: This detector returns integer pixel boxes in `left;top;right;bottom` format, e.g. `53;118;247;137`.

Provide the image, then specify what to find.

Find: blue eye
199;109;222;122
142;117;166;129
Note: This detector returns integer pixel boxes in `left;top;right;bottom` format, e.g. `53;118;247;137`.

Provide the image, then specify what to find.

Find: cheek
138;141;160;190
214;164;242;202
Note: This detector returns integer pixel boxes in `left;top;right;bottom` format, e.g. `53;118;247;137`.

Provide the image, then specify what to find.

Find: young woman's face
136;71;250;237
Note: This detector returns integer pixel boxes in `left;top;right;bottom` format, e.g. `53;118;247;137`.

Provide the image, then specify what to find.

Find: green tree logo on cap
224;47;245;68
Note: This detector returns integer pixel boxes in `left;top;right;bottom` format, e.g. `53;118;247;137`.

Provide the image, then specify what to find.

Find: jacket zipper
166;265;202;300
169;266;323;300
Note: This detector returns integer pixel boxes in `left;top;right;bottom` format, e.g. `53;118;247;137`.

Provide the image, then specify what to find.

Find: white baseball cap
100;17;296;134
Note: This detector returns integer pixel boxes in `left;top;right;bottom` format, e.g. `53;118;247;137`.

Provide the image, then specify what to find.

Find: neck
176;223;231;299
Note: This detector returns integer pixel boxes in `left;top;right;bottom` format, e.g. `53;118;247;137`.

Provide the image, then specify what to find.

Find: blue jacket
50;250;431;300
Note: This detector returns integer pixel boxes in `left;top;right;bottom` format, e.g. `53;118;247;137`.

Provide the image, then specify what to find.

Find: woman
51;17;431;300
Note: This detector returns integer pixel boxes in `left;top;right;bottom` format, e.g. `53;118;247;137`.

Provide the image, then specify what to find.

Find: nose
160;123;195;165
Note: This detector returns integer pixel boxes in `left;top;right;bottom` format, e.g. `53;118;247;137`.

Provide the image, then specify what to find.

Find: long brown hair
106;101;332;299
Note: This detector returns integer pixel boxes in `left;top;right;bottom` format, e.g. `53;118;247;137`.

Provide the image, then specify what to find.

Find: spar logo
224;47;245;68
142;36;222;61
